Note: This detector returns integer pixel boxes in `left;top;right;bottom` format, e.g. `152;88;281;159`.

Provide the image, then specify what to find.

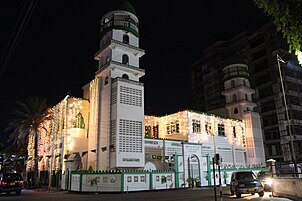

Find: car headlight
239;183;245;187
265;178;272;185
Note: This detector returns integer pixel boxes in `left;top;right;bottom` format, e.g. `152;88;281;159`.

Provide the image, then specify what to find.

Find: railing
100;20;139;37
274;162;302;178
111;39;144;53
97;60;145;75
112;77;144;86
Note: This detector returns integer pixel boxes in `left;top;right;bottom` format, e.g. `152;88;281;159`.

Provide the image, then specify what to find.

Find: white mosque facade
26;1;267;191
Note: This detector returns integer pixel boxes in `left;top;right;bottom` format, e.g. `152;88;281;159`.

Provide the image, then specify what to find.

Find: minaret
88;1;145;170
222;59;266;166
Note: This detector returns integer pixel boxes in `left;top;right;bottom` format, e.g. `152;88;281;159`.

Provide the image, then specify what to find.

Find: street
0;187;294;201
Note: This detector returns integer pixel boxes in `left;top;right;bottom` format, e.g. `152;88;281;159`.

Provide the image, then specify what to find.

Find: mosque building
26;1;266;190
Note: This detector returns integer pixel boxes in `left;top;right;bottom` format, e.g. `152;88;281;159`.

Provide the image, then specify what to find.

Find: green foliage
254;0;302;54
5;97;51;150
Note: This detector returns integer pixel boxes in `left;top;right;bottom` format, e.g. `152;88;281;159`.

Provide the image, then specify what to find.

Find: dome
110;0;137;16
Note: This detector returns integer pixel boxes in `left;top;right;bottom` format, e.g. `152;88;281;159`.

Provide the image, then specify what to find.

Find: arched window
231;80;235;88
73;113;85;129
122;74;129;79
232;94;237;102
234;108;238;114
243;79;246;86
123;34;129;44
122;54;129;64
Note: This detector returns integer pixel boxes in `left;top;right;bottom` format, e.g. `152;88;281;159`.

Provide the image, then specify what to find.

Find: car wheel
16;190;21;195
236;192;241;198
230;186;234;195
259;191;264;197
6;191;10;195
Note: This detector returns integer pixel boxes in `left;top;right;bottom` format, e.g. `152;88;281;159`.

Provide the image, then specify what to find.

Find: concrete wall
272;178;302;200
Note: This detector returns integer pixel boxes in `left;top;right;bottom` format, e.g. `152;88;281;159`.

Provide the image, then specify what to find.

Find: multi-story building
191;23;302;163
26;0;267;189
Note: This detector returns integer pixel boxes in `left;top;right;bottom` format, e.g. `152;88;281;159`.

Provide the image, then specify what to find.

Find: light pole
276;54;297;174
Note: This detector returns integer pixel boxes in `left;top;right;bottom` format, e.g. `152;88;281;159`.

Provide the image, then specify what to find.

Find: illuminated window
166;124;171;135
73;113;85;129
218;124;225;136
192;119;201;133
145;125;152;137
166;121;179;135
205;122;212;135
153;125;159;138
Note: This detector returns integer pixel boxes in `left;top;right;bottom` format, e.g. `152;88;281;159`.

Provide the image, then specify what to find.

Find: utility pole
276;54;297;175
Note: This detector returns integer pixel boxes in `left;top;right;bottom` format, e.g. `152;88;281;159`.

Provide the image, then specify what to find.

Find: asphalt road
0;187;294;201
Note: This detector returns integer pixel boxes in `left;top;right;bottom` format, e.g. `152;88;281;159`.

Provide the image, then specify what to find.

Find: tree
254;0;302;64
5;97;51;187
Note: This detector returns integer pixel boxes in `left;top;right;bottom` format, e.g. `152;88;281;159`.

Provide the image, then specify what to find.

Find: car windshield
2;173;22;180
235;172;256;180
257;171;271;178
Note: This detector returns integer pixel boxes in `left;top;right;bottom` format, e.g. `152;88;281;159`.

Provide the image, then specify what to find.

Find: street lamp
276;54;297;173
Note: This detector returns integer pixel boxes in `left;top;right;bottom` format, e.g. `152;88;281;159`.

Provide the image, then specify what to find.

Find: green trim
223;170;227;184
150;173;153;190
100;25;139;38
79;174;83;192
174;155;179;188
207;154;212;186
121;173;124;192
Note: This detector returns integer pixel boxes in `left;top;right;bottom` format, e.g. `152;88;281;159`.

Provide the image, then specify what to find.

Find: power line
0;0;38;81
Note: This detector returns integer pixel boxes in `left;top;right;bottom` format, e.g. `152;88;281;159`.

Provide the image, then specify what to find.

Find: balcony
100;20;139;38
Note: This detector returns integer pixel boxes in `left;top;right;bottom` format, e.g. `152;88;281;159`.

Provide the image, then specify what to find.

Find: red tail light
1;181;7;187
19;181;24;187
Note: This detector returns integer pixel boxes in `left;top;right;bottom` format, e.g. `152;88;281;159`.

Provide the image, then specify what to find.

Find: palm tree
5;97;51;188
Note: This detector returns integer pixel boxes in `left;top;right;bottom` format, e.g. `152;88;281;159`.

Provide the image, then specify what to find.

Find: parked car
0;173;24;195
257;170;272;191
230;171;264;198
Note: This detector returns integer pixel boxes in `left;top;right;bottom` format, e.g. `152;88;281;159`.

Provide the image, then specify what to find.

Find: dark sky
0;0;269;144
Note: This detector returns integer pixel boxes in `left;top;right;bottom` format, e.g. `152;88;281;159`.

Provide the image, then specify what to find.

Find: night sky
0;0;269;145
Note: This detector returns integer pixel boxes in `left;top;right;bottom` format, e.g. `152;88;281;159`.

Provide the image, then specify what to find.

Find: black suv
230;171;264;198
0;173;24;195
